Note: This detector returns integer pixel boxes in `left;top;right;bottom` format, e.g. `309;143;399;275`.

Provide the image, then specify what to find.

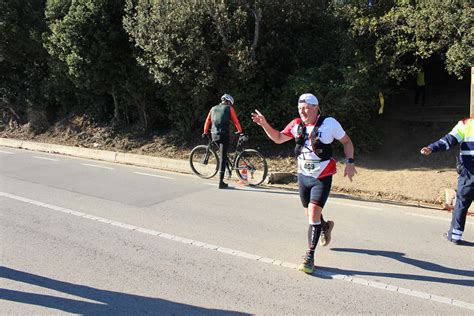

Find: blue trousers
449;169;474;241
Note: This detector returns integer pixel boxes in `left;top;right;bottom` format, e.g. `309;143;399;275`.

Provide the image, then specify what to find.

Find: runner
251;93;356;273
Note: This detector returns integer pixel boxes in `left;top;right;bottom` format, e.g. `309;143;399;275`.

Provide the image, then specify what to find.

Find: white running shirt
281;116;346;178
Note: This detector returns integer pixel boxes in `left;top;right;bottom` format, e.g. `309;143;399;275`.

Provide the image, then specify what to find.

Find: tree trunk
111;91;121;123
141;104;148;129
140;92;148;129
250;7;262;62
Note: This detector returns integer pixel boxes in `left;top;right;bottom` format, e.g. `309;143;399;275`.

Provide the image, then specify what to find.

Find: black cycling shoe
218;182;229;189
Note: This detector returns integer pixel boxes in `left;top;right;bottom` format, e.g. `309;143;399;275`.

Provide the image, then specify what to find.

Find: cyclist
203;94;244;189
251;93;356;274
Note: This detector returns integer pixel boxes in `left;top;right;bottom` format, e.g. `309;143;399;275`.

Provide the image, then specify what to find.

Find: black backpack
294;116;332;161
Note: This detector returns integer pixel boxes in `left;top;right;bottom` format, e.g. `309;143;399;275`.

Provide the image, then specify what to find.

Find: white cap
298;93;319;106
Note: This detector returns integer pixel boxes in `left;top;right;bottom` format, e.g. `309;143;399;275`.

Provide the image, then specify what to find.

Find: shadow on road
0;266;248;315
320;248;474;286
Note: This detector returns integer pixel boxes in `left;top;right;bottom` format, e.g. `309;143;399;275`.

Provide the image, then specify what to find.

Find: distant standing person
251;93;356;274
415;62;426;106
420;118;474;245
203;94;243;189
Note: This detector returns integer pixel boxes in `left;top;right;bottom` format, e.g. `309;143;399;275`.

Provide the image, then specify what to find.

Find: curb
2;137;472;216
0;137;192;175
0;137;279;182
266;172;295;184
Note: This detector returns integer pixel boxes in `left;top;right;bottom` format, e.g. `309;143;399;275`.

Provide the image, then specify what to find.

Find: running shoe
320;220;334;247
297;252;314;274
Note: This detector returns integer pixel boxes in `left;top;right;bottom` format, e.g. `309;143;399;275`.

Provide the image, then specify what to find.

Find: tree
124;0;258;133
44;0;158;126
0;0;50;130
348;0;473;82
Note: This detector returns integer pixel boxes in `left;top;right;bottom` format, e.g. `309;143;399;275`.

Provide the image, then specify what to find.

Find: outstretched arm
251;109;292;144
420;133;459;156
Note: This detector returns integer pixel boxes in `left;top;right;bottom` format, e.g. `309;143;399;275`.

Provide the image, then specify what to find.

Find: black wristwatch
346;158;355;164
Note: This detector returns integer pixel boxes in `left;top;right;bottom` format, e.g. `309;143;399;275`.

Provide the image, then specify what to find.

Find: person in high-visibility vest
420;118;474;245
415;62;426;106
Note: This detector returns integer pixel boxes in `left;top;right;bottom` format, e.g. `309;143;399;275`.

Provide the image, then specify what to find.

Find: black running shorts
297;173;332;208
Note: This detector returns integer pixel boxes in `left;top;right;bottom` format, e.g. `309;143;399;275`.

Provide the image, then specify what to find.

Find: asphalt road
1;147;473;315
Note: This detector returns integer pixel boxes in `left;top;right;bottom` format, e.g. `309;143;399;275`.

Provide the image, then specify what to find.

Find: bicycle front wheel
189;145;219;179
235;149;268;186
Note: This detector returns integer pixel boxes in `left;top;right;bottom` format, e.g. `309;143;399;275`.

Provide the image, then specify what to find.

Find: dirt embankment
0;115;462;211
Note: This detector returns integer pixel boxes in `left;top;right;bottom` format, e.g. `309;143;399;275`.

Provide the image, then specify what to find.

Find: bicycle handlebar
238;134;249;142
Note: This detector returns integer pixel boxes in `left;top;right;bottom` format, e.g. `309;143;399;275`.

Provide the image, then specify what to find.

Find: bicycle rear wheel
189;145;219;179
235;149;268;186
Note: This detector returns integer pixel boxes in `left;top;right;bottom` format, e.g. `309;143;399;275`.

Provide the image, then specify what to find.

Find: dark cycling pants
449;169;474;241
212;134;229;183
298;174;332;208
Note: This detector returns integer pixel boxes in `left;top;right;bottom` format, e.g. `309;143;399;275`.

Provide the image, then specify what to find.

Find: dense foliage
1;0;472;151
0;0;50;132
343;0;472;82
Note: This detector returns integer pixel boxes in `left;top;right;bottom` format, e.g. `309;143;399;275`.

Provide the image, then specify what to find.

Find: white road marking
33;156;59;162
328;200;383;211
0;150;14;154
238;186;291;194
80;163;114;170
203;183;290;194
406;212;474;226
133;172;174;179
1;191;473;311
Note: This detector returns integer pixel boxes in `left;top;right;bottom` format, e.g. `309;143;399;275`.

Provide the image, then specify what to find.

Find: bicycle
189;134;268;186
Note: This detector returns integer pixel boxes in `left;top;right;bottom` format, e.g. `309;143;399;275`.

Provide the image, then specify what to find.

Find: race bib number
301;159;320;174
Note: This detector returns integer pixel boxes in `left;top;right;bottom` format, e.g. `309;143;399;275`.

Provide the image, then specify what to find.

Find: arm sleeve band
428;134;459;152
203;112;212;133
230;106;243;133
281;118;300;138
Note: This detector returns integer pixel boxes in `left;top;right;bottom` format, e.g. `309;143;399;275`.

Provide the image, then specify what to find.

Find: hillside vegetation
1;0;472;151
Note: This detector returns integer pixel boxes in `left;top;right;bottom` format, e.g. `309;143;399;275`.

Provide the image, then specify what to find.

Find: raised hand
251;109;267;126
